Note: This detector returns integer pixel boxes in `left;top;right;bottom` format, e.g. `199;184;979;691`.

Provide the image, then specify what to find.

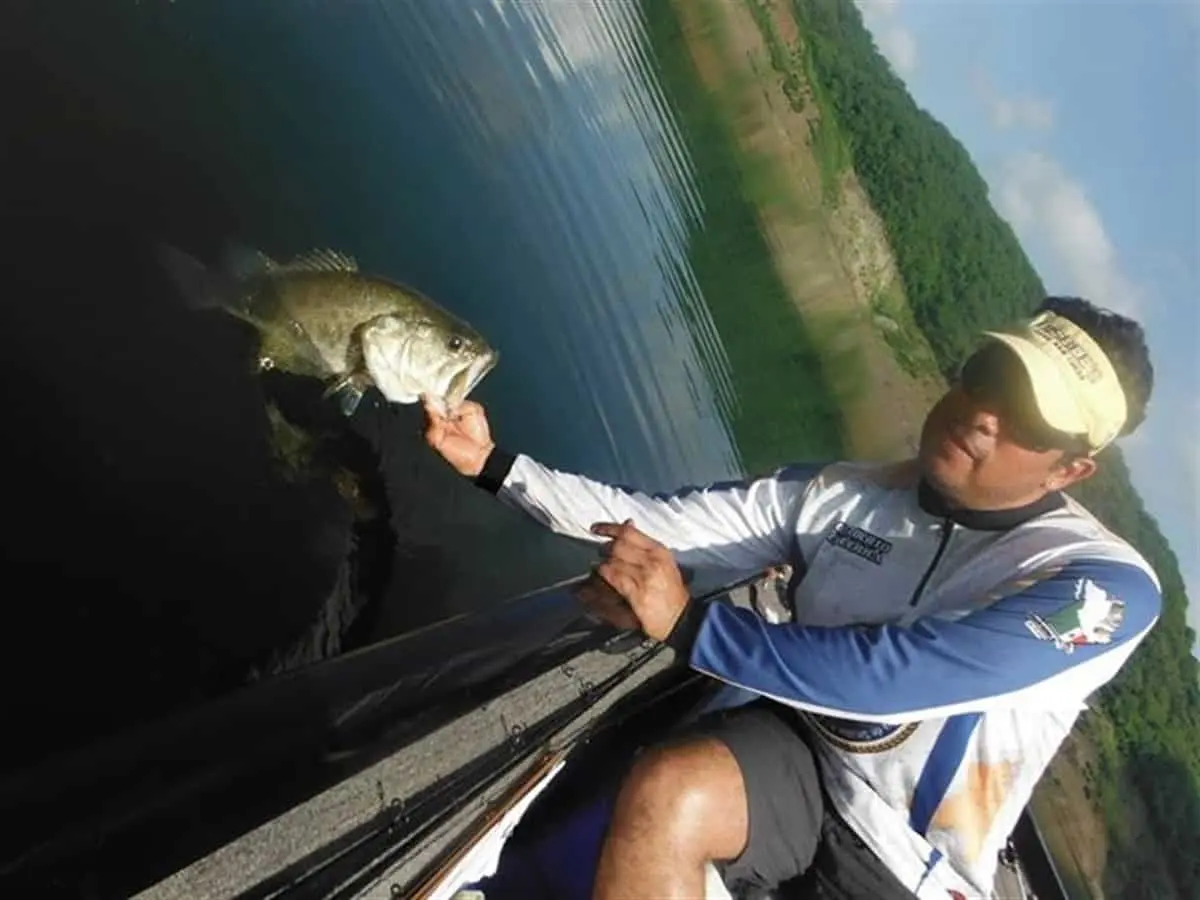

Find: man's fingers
596;558;642;601
603;602;640;632
453;400;485;422
421;395;445;431
421;410;446;448
601;537;657;566
423;394;480;425
589;521;623;540
591;519;648;540
584;591;640;631
590;520;660;549
593;520;674;573
420;393;444;420
573;575;640;631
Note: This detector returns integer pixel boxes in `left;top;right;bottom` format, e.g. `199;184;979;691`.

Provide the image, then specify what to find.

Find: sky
854;0;1199;648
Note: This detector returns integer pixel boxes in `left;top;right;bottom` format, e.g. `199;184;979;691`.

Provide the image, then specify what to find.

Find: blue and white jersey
481;452;1161;898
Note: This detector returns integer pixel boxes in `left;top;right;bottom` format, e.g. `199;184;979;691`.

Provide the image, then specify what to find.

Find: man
422;297;1160;900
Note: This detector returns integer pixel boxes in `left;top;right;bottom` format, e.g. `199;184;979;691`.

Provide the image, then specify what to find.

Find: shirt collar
917;479;1065;531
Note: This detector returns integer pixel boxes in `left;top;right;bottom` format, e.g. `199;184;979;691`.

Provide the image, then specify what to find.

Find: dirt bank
670;0;945;459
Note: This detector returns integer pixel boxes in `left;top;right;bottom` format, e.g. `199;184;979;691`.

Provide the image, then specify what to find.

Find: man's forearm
470;450;821;572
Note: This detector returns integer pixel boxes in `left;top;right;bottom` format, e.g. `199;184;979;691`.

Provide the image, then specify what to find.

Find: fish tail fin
156;243;238;312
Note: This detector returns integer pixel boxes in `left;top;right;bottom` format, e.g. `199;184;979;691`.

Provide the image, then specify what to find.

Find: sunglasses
956;343;1088;454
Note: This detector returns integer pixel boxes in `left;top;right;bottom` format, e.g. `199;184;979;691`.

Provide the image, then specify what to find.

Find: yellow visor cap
983;311;1127;454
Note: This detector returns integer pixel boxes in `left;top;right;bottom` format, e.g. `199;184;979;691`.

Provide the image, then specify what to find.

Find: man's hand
421;396;495;477
590;520;689;642
572;573;641;631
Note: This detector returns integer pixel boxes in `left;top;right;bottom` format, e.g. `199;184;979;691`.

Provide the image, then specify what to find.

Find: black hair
1036;296;1154;436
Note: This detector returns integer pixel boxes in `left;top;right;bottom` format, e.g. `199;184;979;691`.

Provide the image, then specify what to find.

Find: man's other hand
590;520;689;642
573;573;641;631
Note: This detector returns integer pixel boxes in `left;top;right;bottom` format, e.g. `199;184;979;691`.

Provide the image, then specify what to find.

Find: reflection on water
0;0;743;764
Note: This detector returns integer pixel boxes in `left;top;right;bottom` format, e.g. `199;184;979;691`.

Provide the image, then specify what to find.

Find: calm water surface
1;0;745;757
131;0;743;484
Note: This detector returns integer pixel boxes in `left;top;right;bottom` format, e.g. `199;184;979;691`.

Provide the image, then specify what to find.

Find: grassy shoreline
639;0;941;473
639;0;848;476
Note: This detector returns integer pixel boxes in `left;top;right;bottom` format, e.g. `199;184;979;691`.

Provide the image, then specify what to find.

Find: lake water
0;0;746;761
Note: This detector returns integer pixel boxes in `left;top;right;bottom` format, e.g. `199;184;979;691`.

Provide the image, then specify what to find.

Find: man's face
918;344;1094;510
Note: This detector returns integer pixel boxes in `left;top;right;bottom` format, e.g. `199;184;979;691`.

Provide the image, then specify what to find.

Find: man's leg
591;736;745;899
592;704;824;900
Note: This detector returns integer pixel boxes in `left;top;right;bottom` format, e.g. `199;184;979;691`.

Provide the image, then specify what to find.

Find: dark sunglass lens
961;344;1075;451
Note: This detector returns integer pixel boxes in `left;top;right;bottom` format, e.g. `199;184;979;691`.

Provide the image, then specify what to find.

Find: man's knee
613;737;750;862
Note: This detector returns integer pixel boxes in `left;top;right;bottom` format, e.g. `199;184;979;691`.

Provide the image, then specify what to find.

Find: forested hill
788;0;1199;894
792;0;1046;369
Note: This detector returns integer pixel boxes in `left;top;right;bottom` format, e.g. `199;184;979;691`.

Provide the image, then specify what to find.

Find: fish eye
447;335;464;351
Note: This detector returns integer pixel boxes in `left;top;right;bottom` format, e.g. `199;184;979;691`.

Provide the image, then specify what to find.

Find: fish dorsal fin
279;248;360;274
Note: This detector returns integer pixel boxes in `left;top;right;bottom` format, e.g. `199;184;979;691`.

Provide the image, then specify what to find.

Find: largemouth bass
159;244;498;415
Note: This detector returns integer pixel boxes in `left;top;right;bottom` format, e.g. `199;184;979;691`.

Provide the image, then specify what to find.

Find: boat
0;573;1066;900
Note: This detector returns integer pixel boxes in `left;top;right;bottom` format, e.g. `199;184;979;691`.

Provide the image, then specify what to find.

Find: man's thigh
672;700;825;894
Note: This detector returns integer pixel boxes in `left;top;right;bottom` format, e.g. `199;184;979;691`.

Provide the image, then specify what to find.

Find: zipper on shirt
908;518;954;607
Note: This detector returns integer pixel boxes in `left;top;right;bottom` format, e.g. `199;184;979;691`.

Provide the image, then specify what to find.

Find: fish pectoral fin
330;382;365;417
323;373;373;416
279;248;359;274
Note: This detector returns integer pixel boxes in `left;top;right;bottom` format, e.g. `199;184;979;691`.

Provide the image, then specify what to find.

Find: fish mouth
449;350;499;406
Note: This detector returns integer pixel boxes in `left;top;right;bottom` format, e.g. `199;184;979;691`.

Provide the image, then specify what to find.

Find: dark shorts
684;701;916;900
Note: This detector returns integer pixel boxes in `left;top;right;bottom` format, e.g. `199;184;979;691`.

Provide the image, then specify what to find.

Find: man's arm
483;450;822;572
422;397;823;573
666;559;1161;722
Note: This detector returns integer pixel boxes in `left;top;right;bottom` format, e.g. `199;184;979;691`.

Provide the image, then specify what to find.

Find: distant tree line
788;0;1200;894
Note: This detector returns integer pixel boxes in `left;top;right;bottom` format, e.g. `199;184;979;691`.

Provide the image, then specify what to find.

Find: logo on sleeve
825;521;893;565
1025;578;1125;653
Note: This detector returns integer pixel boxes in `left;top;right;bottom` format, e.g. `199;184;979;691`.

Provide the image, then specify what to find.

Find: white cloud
970;69;1055;132
858;0;901;16
994;152;1142;315
878;27;919;77
990;96;1055;131
855;0;919;77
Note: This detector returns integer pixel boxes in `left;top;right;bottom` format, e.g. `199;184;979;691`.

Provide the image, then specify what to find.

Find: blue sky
855;0;1199;645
